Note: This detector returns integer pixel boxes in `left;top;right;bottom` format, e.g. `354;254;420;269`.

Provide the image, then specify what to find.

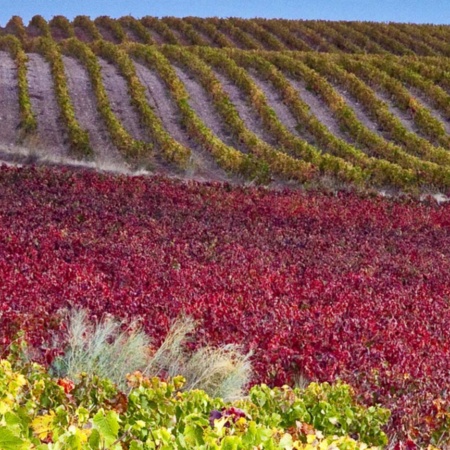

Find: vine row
35;37;93;157
93;39;191;166
128;43;273;182
162;45;320;184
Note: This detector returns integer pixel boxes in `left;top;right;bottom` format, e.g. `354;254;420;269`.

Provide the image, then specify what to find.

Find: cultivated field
2;16;450;448
1;17;450;191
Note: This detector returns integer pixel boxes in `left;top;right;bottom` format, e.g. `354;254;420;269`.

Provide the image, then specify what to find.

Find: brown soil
249;72;309;137
286;76;354;144
212;70;278;146
50;25;70;42
96;25;120;44
26;25;42;39
26;53;69;158
142;27;164;45
74;26;93;43
174;66;240;150
134;61;232;182
164;26;188;46
374;88;418;134
409;87;450;135
134;62;194;150
0;52;21;146
97;57;149;142
121;26;145;44
62;55;126;167
331;84;384;136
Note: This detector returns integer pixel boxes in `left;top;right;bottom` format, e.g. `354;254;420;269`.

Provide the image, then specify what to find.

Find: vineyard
0;16;450;191
4;15;450;448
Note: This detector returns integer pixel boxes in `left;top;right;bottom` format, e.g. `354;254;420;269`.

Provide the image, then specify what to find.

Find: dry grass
51;310;252;399
146;316;252;401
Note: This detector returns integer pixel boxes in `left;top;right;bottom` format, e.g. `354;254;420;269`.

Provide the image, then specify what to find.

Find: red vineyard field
2;164;450;441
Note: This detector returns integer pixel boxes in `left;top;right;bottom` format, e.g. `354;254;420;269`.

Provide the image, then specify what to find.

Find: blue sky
0;0;448;25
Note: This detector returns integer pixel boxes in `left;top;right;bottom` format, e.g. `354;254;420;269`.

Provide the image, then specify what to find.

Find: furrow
0;51;21;146
62;55;125;167
97;57;149;142
26;53;69;158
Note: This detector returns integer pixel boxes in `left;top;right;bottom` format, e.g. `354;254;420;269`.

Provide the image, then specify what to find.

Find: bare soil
96;25;120;44
121;26;145;44
164;26;188;46
286;76;354;144
331;84;384;136
134;61;233;182
134;62;195;150
249;73;299;134
212;70;278;146
26;25;42;39
74;26;93;43
50;25;70;42
141;26;164;45
62;55;126;168
174;66;240;149
409;87;450;135
374;88;419;134
0;52;21;146
26;53;69;158
97;57;149;142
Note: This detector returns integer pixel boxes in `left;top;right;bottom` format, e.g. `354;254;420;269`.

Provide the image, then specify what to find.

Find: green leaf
129;441;144;450
88;429;100;448
184;423;204;446
221;435;242;450
0;427;28;450
65;433;83;450
93;410;120;447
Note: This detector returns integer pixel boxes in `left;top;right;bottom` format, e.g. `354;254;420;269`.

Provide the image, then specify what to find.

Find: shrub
0;357;389;449
51;309;252;399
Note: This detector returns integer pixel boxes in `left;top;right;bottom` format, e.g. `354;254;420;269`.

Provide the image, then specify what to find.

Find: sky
0;0;449;26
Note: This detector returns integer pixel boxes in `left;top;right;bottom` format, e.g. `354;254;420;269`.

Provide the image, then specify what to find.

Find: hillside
0;16;450;192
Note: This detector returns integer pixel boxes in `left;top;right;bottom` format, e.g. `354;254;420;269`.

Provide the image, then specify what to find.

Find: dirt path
330;84;384;136
121;26;145;44
26;53;69;158
216;24;245;49
192;29;217;47
174;66;242;149
98;57;149;142
409;87;450;135
163;26;189;46
96;25;120;44
212;70;278;146
141;25;164;45
134;62;194;149
62;55;126;168
0;52;21;146
374;88;418;134
134;61;231;182
286;76;354;144
74;26;92;43
248;72;314;140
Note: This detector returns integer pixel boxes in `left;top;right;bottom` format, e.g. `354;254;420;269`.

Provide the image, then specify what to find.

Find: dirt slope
134;61;231;181
62;55;125;168
97;57;149;143
26;53;69;158
0;51;21;146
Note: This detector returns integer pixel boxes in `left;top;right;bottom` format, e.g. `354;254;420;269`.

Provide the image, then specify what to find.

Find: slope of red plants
1;164;450;442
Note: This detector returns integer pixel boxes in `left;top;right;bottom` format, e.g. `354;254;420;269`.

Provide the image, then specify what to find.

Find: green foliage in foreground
0;358;389;449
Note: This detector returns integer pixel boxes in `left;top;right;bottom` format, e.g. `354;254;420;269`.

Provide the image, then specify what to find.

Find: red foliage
1;164;450;442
